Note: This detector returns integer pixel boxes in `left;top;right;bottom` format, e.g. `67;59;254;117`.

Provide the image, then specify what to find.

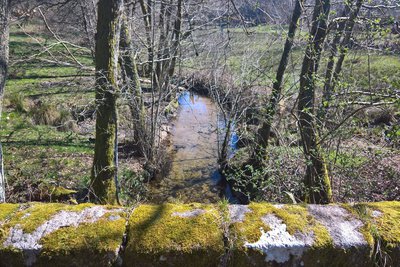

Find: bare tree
119;9;149;158
254;0;304;166
298;0;332;204
80;0;98;59
320;0;364;120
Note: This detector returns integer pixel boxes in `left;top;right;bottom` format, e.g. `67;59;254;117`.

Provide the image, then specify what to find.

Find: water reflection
148;92;222;203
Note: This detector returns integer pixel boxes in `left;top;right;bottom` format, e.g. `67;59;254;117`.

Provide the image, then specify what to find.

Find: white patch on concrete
108;215;121;221
228;205;250;223
172;209;205;218
371;210;383;218
308;205;367;248
3;206;122;266
244;214;314;263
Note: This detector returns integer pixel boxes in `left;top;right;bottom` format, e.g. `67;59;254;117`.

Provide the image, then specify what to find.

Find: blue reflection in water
176;91;239;203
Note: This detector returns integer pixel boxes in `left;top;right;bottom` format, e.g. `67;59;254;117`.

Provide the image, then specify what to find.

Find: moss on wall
0;203;19;222
230;203;332;247
36;211;126;267
0;202;399;267
2;202;94;234
228;203;333;266
123;203;224;267
0;203;124;267
366;201;400;247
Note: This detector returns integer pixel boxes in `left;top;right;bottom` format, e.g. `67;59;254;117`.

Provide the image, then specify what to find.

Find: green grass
327;150;368;169
1;25;96;202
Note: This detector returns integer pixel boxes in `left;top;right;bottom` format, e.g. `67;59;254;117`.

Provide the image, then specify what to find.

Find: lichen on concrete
4;206;122;251
244;213;314;263
308;204;368;248
1;204;124;267
3;202;95;234
172;208;205;218
228;205;251;224
229;203;334;266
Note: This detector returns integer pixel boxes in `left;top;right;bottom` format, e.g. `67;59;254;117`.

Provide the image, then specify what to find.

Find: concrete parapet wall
0;202;399;266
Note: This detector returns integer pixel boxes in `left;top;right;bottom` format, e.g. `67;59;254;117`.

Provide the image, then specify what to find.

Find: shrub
30;100;76;131
8;92;29;113
119;169;149;205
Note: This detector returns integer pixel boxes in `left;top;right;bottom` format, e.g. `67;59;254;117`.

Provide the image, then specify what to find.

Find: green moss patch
0;204;20;244
0;203;125;267
231;203;332;247
0;203;19;222
124;203;224;267
366;201;400;247
36;210;125;267
228;203;333;266
3;203;94;234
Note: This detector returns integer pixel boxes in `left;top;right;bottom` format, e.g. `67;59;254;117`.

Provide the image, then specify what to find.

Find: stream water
148;91;234;203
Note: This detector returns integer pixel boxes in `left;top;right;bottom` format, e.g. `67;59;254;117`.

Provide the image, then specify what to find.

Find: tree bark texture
0;0;10;203
80;0;98;59
298;0;332;204
119;14;147;155
91;0;123;204
138;0;153;76
255;0;304;164
320;0;363;119
331;0;364;93
168;0;182;78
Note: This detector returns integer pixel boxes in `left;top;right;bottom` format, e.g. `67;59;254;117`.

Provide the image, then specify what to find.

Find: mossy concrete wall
0;201;399;266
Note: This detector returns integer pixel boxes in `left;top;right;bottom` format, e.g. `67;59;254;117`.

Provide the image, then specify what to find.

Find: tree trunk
331;0;363;93
254;0;304;165
168;0;182;78
138;0;153;76
80;0;98;60
0;0;10;203
320;0;363;120
91;0;123;204
119;14;147;155
319;3;352;121
298;0;332;204
154;0;167;89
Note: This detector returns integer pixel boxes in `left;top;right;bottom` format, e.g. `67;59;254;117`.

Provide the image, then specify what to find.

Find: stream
148;91;236;203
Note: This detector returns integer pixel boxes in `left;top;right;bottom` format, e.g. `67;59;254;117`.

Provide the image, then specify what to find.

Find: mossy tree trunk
254;0;304;166
91;0;123;205
0;0;10;203
298;0;332;204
